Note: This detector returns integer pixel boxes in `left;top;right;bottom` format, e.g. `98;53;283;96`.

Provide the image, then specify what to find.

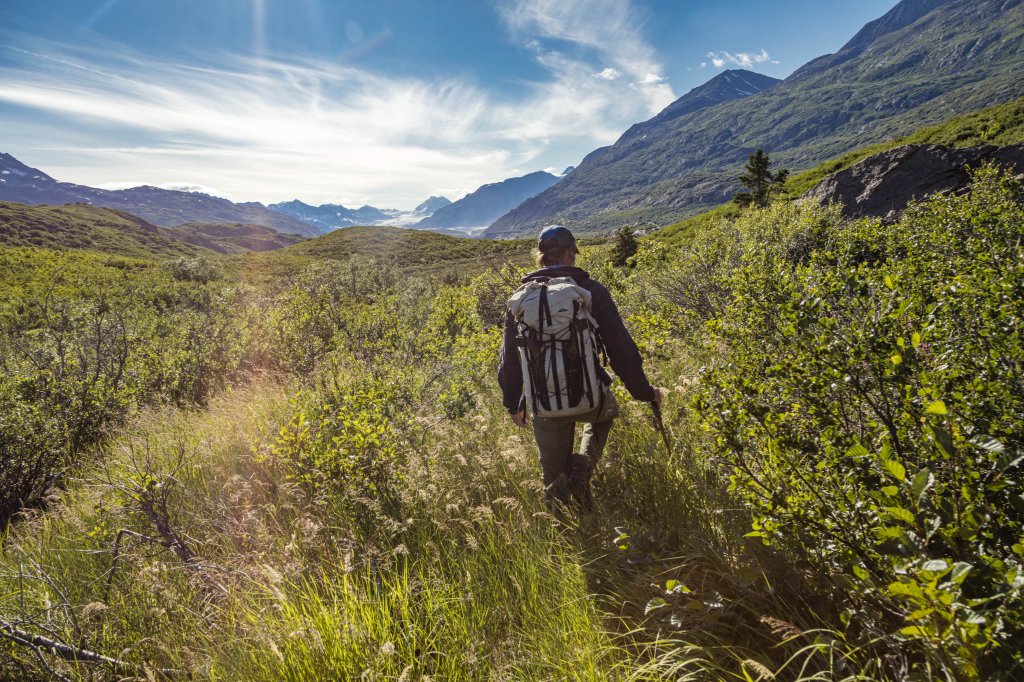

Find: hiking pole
650;399;671;454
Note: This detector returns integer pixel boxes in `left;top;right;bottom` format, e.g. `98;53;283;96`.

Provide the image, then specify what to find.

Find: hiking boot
567;453;595;513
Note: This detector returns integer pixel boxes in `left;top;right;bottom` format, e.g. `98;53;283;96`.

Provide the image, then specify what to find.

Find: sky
0;0;899;210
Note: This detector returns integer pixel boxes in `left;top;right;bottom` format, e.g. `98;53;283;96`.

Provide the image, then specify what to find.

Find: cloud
594;67;621;80
0;5;678;209
499;0;675;116
705;49;775;69
635;73;664;85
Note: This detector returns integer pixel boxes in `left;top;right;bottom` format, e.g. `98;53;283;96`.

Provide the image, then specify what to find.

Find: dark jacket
497;265;656;413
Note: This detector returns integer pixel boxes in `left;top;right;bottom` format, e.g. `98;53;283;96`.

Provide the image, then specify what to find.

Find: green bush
695;166;1024;679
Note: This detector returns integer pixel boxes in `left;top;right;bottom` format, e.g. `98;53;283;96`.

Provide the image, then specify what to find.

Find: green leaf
890;353;903;366
882;485;899;497
644;597;668;615
911;332;922;348
884;506;916;525
911;469;934;500
921;559;948;573
846;444;869;459
925;400;947;416
882;459;906;482
949;562;972;585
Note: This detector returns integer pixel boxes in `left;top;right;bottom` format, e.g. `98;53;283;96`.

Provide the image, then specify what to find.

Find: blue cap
538;224;579;253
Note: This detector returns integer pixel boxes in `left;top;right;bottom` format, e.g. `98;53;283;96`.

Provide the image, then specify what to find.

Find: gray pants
532;388;618;504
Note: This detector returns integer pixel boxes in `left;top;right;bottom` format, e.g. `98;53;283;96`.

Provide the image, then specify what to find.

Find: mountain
413;196;453;216
269;199;401;231
0;201;206;259
0;153;322;237
560;166;576;176
415;171;560;229
487;0;1024;236
167;222;307;254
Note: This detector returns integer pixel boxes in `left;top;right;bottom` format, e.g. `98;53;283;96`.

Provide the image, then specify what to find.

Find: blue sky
0;0;898;209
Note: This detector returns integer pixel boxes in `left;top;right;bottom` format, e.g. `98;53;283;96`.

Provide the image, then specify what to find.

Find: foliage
694;166;1024;679
0;166;1021;681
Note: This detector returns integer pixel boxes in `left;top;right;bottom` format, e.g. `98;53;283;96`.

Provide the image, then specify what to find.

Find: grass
0;343;839;680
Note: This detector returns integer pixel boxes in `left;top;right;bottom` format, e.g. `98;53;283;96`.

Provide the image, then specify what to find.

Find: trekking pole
650;399;671;454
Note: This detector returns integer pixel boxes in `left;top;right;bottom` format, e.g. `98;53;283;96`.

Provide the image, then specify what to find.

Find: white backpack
508;277;604;418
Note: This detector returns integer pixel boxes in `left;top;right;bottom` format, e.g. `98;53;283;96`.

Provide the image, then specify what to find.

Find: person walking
498;224;663;511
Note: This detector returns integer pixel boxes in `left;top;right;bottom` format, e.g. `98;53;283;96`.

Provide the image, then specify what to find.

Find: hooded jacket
497;265;656;414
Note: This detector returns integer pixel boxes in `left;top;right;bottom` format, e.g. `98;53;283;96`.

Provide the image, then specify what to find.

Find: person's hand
651;387;666;406
511;409;527;427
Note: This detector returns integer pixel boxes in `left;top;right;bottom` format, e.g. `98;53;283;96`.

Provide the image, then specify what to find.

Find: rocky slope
488;0;1024;236
802;142;1024;217
0;153;321;237
415;171;559;229
413;196;453;216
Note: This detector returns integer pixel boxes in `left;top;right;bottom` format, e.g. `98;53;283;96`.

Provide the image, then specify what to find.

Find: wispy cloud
499;0;676;115
703;49;779;69
0;16;673;209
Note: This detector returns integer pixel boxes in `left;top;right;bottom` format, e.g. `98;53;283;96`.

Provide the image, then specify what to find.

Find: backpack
508;277;605;418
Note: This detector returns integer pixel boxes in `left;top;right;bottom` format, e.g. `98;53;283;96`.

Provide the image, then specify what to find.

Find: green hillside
656;94;1024;246
168;221;307;254
250;225;534;278
0;202;206;259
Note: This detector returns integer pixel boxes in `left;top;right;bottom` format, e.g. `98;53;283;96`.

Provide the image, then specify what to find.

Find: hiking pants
532;387;618;504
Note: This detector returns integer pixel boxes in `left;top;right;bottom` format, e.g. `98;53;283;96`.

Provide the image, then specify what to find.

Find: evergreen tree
609;226;639;267
734;149;789;207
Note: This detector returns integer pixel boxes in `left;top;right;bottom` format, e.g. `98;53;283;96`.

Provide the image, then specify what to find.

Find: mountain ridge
487;0;1024;236
0;153;321;237
415;171;559;229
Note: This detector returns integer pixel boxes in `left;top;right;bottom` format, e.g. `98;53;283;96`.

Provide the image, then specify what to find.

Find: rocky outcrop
803;143;1024;218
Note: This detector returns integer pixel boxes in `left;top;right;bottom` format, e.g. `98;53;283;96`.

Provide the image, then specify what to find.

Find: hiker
498;224;663;511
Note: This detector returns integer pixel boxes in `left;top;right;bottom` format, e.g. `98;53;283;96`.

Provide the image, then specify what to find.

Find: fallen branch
0;619;177;678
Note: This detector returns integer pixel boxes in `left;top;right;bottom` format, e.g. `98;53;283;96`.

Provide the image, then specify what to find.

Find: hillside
168;222;306;254
416;171;559;229
655;94;1024;246
0;201;206;259
0;153;322;237
255;225;534;277
488;0;1024;236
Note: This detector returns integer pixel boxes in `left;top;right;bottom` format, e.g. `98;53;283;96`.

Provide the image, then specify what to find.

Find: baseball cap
537;224;579;253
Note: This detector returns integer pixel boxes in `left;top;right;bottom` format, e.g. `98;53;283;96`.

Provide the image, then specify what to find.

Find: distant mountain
269;199;401;231
488;0;1024;236
167;222;307;254
416;171;560;229
0;201;206;259
0;153;321;237
560;166;576;176
414;195;453;216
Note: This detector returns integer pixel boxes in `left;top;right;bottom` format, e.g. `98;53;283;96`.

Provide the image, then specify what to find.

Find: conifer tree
734;149;789;207
609;226;639;267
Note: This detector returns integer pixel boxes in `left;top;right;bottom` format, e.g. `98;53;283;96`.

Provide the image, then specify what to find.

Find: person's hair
535;243;572;267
